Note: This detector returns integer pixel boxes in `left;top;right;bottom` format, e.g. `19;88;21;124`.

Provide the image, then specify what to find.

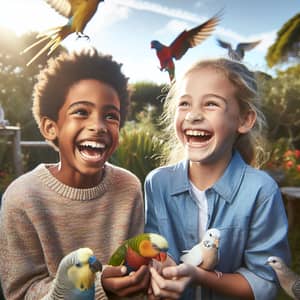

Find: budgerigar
267;256;300;300
21;0;104;66
216;38;261;61
151;12;221;82
180;228;220;272
109;233;169;273
44;247;102;300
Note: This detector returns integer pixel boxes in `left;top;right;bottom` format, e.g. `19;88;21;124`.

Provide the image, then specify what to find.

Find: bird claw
76;33;90;41
214;270;223;279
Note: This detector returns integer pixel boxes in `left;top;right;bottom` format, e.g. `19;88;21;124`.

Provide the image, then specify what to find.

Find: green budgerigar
109;233;169;273
44;247;102;300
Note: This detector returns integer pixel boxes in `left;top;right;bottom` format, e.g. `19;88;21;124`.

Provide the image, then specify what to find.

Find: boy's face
46;79;120;187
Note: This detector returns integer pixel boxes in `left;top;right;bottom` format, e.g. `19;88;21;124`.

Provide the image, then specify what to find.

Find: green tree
129;81;169;128
266;13;300;67
259;65;300;148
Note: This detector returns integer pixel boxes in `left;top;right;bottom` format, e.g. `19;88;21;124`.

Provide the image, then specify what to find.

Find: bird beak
154;251;167;262
88;256;103;273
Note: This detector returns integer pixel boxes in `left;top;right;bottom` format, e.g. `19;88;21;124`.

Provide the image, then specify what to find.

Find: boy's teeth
79;141;105;149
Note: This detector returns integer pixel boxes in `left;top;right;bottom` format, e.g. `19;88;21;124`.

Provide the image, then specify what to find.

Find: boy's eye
73;109;89;116
105;112;120;121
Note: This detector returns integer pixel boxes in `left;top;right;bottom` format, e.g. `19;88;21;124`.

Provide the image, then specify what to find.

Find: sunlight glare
0;0;65;36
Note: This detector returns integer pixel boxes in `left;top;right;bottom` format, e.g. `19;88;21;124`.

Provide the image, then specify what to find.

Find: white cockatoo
180;228;220;272
267;256;300;300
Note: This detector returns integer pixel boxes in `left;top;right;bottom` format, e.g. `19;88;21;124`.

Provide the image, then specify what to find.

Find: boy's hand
101;265;150;297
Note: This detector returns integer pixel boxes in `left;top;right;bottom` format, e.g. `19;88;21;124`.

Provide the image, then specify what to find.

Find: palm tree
266;13;300;67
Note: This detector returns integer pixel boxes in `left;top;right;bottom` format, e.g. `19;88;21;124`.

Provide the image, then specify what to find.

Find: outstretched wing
170;12;221;60
216;38;232;50
236;40;261;52
45;0;72;17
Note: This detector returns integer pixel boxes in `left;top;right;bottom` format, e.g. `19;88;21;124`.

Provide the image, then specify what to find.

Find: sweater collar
36;163;113;201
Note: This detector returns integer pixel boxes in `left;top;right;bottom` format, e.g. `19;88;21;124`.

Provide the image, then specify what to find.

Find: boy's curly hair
32;48;130;130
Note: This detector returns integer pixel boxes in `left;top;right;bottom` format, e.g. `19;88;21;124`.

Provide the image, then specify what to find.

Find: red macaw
21;0;104;66
151;12;222;82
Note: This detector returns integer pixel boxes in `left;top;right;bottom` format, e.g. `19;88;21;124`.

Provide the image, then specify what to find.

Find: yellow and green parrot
22;0;104;66
109;233;169;273
45;247;102;300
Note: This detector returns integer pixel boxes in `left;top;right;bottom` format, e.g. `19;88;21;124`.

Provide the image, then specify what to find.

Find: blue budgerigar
44;247;102;300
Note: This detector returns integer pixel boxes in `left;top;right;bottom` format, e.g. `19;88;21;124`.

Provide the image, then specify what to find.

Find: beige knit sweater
0;162;144;300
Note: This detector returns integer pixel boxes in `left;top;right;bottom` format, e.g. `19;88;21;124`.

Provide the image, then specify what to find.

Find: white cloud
112;0;207;23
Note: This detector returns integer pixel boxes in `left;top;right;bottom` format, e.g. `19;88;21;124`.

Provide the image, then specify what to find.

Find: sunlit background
0;0;298;83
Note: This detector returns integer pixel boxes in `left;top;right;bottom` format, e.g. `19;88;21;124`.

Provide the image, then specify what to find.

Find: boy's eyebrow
68;101;120;113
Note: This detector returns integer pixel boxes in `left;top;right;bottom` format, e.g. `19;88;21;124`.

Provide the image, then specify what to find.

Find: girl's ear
40;117;58;141
238;110;256;134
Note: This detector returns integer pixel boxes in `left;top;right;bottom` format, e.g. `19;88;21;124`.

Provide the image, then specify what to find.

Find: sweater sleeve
0;191;53;300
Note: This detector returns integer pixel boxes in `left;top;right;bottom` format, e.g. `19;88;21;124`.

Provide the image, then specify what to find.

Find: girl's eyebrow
68;101;120;113
203;93;228;104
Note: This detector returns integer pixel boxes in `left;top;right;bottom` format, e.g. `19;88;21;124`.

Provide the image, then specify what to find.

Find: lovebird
216;38;261;61
180;228;220;272
150;12;221;82
45;247;102;300
267;256;300;300
21;0;104;66
108;233;169;273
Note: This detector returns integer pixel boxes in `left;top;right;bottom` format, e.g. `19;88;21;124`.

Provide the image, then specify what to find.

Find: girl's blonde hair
161;58;267;167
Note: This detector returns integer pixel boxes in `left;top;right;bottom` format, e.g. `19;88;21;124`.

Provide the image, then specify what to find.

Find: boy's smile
44;79;121;188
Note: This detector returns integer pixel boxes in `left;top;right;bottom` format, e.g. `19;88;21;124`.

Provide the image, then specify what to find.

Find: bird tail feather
21;25;72;66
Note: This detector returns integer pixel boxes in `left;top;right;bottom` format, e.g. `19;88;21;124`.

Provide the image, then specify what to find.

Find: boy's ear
238;110;256;134
40;117;58;141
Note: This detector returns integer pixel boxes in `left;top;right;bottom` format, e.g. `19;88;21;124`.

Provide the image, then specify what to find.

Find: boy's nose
87;119;107;134
185;111;204;122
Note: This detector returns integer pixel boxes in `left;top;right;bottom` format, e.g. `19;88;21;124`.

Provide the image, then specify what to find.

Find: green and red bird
151;11;222;82
108;233;168;273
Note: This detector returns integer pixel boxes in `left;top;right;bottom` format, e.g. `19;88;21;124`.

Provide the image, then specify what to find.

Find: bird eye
75;262;82;268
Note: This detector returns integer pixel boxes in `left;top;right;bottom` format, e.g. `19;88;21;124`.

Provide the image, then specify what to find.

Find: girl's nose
185;111;204;122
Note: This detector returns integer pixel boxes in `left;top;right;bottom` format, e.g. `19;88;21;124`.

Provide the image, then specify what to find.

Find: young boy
0;48;149;299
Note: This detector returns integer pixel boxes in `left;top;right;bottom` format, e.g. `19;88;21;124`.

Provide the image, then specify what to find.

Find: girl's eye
205;101;219;107
178;101;190;107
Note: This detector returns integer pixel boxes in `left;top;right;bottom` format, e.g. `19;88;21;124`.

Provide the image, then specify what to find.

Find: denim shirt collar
170;151;247;204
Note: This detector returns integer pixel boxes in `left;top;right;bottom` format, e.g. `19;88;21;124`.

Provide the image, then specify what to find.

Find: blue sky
0;1;298;83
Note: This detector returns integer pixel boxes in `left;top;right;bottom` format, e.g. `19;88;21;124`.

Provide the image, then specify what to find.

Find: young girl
145;58;290;299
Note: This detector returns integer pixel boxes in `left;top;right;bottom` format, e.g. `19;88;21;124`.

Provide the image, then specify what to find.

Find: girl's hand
149;264;198;299
101;265;150;297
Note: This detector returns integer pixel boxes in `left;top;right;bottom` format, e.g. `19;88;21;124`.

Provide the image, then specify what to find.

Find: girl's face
44;79;121;187
175;67;252;167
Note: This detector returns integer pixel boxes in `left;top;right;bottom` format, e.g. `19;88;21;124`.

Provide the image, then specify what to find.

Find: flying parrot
216;38;261;61
45;247;102;300
21;0;104;66
180;228;220;273
267;256;300;300
150;11;222;82
108;233;169;273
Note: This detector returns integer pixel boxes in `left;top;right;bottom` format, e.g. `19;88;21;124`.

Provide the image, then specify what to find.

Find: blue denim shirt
144;151;291;300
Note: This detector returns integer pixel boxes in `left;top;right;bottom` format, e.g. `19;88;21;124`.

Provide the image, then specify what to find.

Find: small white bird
180;228;220;272
216;38;261;61
0;104;9;128
267;256;300;300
